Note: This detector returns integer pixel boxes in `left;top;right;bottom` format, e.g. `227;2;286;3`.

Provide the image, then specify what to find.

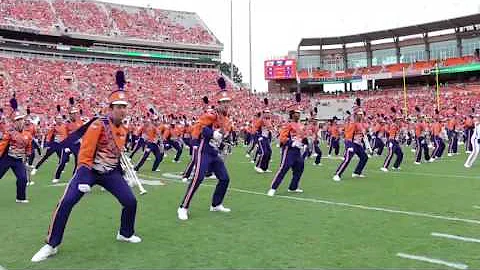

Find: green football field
1;144;480;269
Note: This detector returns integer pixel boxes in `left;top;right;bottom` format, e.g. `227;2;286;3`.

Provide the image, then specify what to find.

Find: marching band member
245;114;260;159
414;108;431;164
164;121;183;163
177;77;233;220
181;97;214;182
380;111;403;172
182;120;193;156
31;70;141;263
254;105;273;173
464;114;480;168
0;96;31;203
52;103;83;183
430;110;445;161
311;118;323;166
332;108;369;182
129;121;145;159
133;115;164;172
464;111;475;154
26;112;42;170
447;108;459;156
267;93;306;196
327;117;340;157
182;117;204;182
30;112;64;176
371;116;385;156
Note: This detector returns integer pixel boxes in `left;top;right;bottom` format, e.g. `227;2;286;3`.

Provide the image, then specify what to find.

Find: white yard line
48;183;67;187
396;253;468;269
431;232;480;244
139;179;165;186
473;205;480;209
138;173;480;225
240;161;479;180
369;170;480;180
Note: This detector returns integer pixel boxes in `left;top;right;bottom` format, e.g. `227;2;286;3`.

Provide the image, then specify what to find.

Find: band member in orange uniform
32;71;141;263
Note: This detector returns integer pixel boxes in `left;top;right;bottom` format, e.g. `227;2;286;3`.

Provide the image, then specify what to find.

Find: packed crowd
2;55;480;134
0;56;312;134
362;84;480;118
298;56;478;79
0;0;217;45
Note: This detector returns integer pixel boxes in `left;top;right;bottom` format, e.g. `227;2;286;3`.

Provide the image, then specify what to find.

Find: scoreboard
264;59;296;80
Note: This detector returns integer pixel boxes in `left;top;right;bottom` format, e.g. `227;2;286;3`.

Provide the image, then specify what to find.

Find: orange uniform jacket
465;117;474;129
191;112;217;140
144;124;158;143
388;124;399;140
415;122;425;137
0;127;32;159
329;124;339;138
78;118;127;172
447;119;457;131
278;122;304;145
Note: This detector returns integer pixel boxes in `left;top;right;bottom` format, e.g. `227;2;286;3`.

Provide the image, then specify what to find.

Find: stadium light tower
248;0;253;93
230;0;233;83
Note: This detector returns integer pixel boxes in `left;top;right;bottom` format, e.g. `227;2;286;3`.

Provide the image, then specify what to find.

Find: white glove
292;140;303;149
213;130;223;141
78;184;91;193
64;148;71;153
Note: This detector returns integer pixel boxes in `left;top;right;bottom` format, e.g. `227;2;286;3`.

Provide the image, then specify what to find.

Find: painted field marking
139;179;165;186
369;170;480;180
162;173;183;179
138;173;480;226
396;253;468;269
431;232;480;244
48;183;67;187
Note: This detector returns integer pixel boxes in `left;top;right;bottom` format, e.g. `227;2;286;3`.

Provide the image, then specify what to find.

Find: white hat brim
111;101;129;105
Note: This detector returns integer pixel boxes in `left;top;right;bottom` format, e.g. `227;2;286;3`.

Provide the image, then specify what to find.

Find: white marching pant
465;135;479;167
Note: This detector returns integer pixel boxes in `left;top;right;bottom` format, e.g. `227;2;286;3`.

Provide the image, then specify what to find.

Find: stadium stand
0;0;218;45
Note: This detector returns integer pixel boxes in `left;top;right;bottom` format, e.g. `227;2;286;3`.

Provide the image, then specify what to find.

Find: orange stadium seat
411;60;436;71
385;63;409;73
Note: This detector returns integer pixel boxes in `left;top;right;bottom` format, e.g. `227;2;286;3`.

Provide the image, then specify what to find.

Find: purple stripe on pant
34;142;62;170
431;136;445;158
313;139;322;164
328;137;340;155
382;139;403;169
270;146;304;190
134;142;164;171
335;140;368;177
256;137;272;171
45;166;137;248
415;137;430;162
0;155;27;200
180;140;230;209
182;139;200;179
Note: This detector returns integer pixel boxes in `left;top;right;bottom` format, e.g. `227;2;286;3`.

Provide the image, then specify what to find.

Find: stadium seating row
1;56;479;133
299;57;478;79
0;0;217;45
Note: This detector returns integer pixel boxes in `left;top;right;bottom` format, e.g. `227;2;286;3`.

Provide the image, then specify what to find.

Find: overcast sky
101;0;480;92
